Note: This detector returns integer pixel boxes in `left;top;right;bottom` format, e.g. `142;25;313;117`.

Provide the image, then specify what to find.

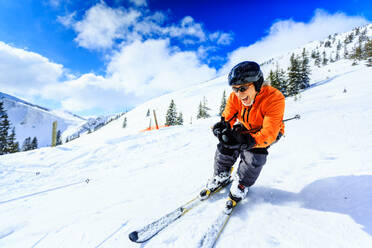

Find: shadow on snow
247;175;372;236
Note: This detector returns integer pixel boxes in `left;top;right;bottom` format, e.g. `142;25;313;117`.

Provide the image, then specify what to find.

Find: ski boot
224;179;249;214
199;172;231;200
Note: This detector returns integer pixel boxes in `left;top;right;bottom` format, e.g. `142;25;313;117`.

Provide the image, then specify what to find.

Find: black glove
212;118;230;138
220;129;256;150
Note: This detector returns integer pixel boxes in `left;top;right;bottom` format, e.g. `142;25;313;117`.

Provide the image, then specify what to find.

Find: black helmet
228;61;264;92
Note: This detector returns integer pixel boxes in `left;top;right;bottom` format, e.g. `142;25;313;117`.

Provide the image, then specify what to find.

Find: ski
128;180;232;243
197;199;238;248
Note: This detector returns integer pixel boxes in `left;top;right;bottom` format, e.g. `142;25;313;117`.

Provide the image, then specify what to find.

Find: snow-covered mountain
0;24;371;247
0;92;86;148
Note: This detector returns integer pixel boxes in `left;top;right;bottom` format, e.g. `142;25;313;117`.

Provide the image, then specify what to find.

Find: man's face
232;83;257;106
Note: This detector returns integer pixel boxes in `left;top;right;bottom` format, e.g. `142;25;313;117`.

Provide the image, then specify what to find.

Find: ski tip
128;231;139;242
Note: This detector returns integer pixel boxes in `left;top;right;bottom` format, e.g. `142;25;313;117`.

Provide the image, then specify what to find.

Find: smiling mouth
242;96;249;102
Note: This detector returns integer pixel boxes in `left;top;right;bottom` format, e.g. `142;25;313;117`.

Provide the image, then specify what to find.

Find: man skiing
200;61;285;213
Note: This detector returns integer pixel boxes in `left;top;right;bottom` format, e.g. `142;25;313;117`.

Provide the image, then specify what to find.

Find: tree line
164;92;228;127
269;48;311;98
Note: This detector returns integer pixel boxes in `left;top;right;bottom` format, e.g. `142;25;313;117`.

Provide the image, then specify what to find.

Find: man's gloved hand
220;128;256;150
212;118;230;138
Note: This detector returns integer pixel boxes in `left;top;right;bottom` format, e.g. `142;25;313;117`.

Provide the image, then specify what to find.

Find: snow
1;27;372;247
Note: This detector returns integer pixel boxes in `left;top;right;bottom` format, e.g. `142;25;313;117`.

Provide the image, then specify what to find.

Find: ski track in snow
1;61;372;247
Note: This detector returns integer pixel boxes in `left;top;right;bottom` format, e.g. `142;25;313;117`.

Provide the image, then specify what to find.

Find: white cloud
128;0;147;7
31;39;216;113
48;0;62;8
60;3;232;49
209;31;234;45
106;39;216;97
40;73;125;112
0;41;63;98
64;3;141;50
57;11;76;27
221;9;370;74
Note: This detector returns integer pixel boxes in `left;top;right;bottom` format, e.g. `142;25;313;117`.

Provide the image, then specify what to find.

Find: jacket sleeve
251;93;285;147
222;92;239;127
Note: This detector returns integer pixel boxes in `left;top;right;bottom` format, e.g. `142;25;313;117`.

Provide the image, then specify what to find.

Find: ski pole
283;114;300;122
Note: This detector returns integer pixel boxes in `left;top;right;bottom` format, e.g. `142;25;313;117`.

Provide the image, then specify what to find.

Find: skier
200;61;285;212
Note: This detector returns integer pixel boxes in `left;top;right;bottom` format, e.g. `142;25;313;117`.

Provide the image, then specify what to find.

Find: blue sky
0;0;371;116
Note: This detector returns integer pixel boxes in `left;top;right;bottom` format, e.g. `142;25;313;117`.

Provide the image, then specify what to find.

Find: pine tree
22;137;32;151
56;130;62;145
314;50;321;67
0;102;11;155
31;137;38;150
197;97;211;119
354;27;360;36
176;112;184;125
219;90;227;116
365;39;372;67
269;65;288;96
287;53;302;97
335;50;340;61
359;28;368;43
203;97;210;118
197;101;204;119
344;46;349;59
268;70;276;89
122;117;127;128
311;50;317;59
299;48;311;89
322;51;328;65
350;45;363;60
344;33;354;44
336;40;342;51
7;127;19;153
165;100;178;126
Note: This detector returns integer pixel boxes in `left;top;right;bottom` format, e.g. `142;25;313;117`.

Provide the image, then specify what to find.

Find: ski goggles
232;83;253;93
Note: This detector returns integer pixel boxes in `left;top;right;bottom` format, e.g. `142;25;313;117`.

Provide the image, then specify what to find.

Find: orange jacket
222;84;285;148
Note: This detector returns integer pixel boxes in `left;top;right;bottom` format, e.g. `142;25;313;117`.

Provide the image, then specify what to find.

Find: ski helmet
228;61;264;92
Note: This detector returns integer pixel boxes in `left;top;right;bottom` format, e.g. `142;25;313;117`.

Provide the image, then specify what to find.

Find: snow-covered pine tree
358;28;368;43
287;53;302;97
344;33;354;44
322;51;328;65
176;112;183;125
197;101;203;119
300;48;311;89
0;102;16;155
314;50;321;67
219;90;227;116
269;63;288;96
365;40;372;67
337;40;342;51
203;97;211;118
165;100;178;126
336;49;340;61
197;97;211;119
31;137;38;150
0;102;9;155
22;137;32;151
7;127;19;153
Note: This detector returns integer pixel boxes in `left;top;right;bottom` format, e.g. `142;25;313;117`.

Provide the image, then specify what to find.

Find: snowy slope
0;61;372;248
0;92;85;147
